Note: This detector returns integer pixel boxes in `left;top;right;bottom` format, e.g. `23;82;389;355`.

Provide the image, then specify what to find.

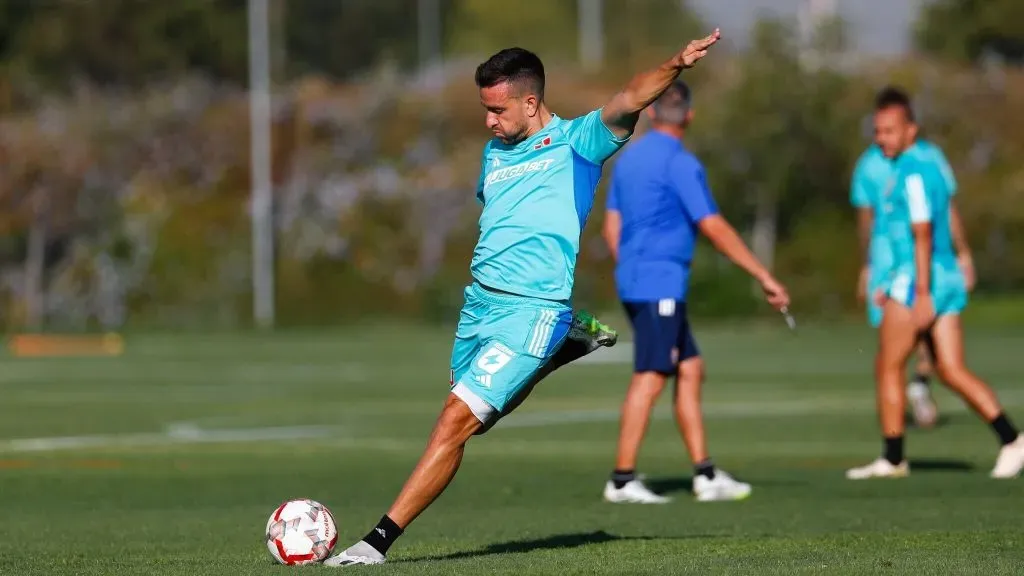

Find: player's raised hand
674;28;721;69
760;275;790;311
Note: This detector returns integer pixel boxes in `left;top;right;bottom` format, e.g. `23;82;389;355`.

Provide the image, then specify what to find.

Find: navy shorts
622;299;700;375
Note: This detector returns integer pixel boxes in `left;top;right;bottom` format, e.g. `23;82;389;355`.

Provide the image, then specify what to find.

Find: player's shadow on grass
642;476;807;497
400;530;709;563
642;476;693;495
907;458;974;472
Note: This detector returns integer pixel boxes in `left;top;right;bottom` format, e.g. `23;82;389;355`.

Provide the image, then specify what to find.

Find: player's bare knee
935;360;969;391
629;372;667;400
437;395;484;444
675;358;704;399
677;357;704;382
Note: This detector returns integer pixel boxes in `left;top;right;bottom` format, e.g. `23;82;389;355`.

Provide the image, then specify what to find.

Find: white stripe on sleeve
905;174;931;223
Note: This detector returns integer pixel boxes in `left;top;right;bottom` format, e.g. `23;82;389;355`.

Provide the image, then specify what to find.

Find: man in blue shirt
850;89;975;428
601;81;789;504
328;31;724;566
845;88;1024;481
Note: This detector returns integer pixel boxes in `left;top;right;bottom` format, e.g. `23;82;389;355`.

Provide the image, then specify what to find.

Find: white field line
497;389;1024;429
0;423;333;453
6;389;1024;453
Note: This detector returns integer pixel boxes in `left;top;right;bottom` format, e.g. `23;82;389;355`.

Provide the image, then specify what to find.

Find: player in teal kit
846;88;1024;481
327;30;723;566
850;87;975;428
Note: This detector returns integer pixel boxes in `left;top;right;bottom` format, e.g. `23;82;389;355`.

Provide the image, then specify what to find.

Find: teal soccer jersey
472;109;629;301
850;141;957;325
450;109;629;425
881;152;966;316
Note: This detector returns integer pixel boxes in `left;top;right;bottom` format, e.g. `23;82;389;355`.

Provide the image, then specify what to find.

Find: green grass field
2;323;1023;575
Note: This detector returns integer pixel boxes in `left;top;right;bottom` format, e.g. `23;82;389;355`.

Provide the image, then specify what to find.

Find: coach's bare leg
615;372;668;470
930;315;1001;420
672;357;707;464
387;394;482;527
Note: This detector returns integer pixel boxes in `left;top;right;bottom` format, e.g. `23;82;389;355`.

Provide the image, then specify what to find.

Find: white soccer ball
265;498;338;566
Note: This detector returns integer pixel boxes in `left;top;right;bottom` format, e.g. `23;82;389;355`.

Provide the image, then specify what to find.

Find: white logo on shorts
476;345;513;375
658;299;676;317
476;374;493;388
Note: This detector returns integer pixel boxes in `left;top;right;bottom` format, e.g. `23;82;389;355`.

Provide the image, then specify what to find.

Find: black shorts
622;300;700;375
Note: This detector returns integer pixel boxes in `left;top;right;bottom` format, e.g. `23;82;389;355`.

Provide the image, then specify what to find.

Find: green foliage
445;0;577;60
692;17;861;237
2;0;248;92
915;0;1024;63
2;5;1024;329
284;0;420;78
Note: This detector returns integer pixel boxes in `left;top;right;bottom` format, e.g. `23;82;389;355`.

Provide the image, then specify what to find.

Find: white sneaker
907;382;939;428
603;478;671;504
845;458;909;480
692;470;752;502
324;541;386;567
991;435;1024;479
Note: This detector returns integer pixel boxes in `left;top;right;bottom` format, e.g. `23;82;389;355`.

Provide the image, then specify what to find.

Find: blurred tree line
0;0;1022;330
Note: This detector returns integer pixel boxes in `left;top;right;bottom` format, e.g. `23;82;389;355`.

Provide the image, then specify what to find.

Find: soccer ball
265;499;338;565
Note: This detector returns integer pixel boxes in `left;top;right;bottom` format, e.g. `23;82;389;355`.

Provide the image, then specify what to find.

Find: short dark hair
874;86;915;122
652;80;691;124
475;48;545;100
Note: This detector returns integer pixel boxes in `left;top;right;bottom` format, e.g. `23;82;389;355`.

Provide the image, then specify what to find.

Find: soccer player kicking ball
850;87;977;429
601;80;789;504
845;91;1024;481
326;30;724;567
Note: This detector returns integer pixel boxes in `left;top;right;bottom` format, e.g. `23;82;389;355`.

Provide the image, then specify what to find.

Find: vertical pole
418;0;442;72
248;0;275;328
578;0;604;72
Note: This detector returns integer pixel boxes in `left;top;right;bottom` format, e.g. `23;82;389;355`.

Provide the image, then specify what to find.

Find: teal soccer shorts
449;283;572;425
885;264;968;319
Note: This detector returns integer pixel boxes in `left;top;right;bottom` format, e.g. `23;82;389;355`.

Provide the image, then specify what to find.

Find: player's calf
326;394;481;566
515;309;616;389
930;314;1024;478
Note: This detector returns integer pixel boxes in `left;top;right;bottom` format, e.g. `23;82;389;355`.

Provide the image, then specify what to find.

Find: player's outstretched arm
855;208;874;302
698;215;790;310
949;201;975;291
600;29;721;139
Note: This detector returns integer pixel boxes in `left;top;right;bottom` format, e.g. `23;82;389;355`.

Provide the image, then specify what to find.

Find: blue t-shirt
850;140;957;279
472;109;630;301
883;152;958;287
606;131;719;302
